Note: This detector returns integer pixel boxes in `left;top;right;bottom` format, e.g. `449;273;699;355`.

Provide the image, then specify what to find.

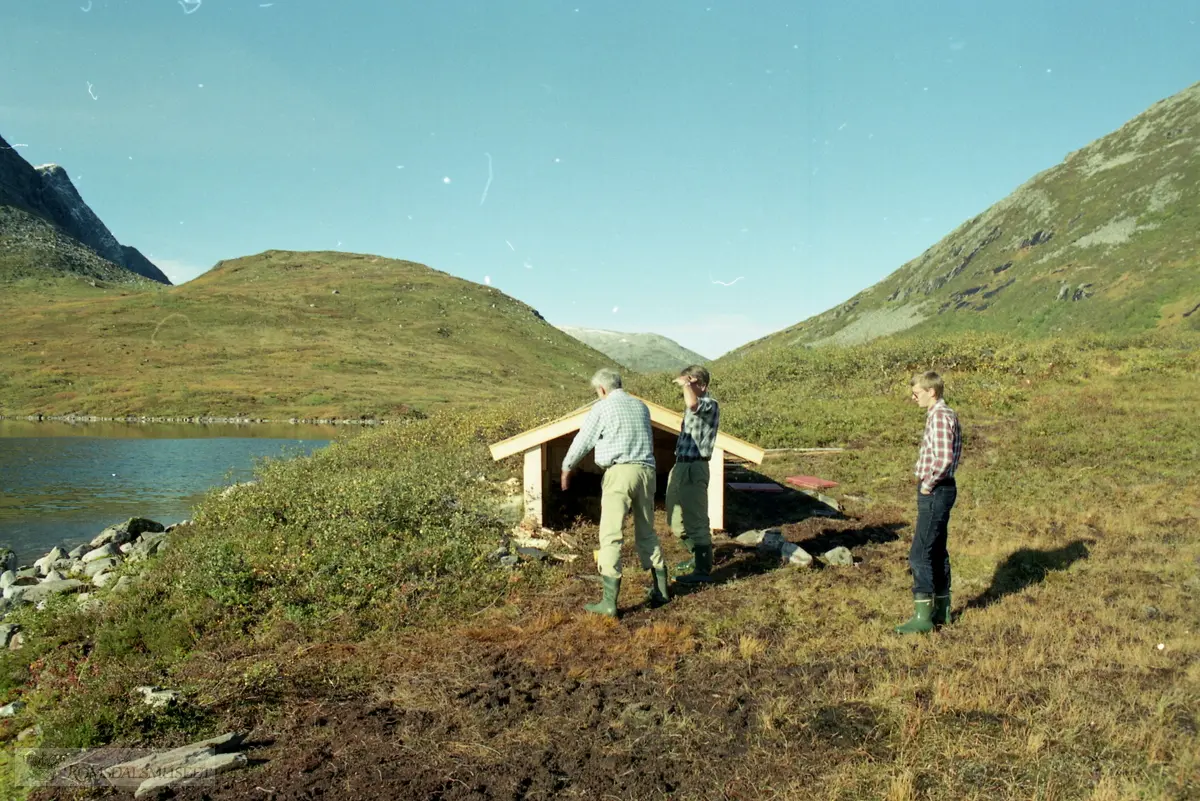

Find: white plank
708;446;725;532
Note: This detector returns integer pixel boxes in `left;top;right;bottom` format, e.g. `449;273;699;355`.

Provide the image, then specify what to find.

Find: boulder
82;543;121;563
516;547;549;561
2;577;39;599
734;528;771;546
0;700;25;717
756;529;787;555
34;549;67;576
93;571;118;588
815;493;843;513
0;624;18;648
99;732;247;797
91;525;130;549
90;518;164;549
126;533;166;563
820;546;854;567
0;571;15;590
44;570;66;582
68;544;88;560
512;537;551;549
134;752;249;798
16;568;38;580
132;686;181;709
0;549;15;573
780;542;814;567
7;579;86;606
83;558;119;578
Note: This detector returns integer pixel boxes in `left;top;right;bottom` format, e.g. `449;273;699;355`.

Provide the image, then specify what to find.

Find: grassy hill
2;331;1196;799
558;325;709;373
0;250;617;418
729;81;1200;356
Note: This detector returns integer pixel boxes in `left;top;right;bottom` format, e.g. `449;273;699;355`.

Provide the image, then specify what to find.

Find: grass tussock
0;331;1197;800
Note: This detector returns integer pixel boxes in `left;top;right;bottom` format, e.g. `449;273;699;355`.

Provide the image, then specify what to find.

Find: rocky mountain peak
0;133;170;284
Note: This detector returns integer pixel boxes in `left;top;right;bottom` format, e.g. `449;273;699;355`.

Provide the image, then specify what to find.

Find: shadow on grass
660;545;786;602
722;465;843;532
667;521;906;600
966;539;1092;610
795;521;905;556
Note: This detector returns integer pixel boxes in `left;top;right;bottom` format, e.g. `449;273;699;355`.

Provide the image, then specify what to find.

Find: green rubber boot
895;593;935;634
584;576;621;618
674;538;696;573
647;568;671;608
932;592;952;626
676;545;714;585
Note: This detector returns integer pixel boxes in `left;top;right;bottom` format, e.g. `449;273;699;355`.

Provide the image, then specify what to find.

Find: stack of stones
0;518;183;637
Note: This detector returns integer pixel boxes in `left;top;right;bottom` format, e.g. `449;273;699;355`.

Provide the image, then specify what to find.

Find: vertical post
523;444;546;528
708;447;724;532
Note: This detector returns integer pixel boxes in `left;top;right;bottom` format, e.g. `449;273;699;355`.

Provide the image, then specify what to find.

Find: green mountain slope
557;326;708;373
0;250;617;418
728;81;1200;356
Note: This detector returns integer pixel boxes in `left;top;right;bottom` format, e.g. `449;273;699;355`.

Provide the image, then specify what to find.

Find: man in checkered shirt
666;365;720;584
897;370;963;634
561;368;668;617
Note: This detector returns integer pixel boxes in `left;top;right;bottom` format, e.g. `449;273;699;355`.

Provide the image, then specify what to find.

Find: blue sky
3;1;1198;357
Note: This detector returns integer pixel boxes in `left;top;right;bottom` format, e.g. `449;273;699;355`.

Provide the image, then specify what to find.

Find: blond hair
910;371;944;398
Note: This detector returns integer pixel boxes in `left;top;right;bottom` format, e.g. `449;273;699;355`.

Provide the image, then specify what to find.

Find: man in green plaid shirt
561;368;668;617
667;365;720;584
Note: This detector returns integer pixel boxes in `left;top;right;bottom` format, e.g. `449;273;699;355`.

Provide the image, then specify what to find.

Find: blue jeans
910;479;956;595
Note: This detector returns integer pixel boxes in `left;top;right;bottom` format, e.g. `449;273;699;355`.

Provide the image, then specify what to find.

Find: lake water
0;421;342;565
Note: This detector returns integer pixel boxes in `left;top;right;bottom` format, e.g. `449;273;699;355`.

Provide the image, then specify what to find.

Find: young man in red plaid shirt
896;371;963;634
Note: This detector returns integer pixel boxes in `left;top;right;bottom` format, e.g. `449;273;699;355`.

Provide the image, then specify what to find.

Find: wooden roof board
488;394;765;464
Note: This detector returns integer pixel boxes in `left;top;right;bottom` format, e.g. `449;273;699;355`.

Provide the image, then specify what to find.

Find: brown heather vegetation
0;332;1197;800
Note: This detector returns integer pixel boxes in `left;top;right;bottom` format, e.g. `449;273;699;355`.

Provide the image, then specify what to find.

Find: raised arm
676;375;700;412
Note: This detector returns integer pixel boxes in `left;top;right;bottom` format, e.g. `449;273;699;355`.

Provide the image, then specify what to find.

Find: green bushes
181;409;554;636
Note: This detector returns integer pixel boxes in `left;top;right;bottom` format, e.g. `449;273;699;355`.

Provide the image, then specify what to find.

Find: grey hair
590;368;623;392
